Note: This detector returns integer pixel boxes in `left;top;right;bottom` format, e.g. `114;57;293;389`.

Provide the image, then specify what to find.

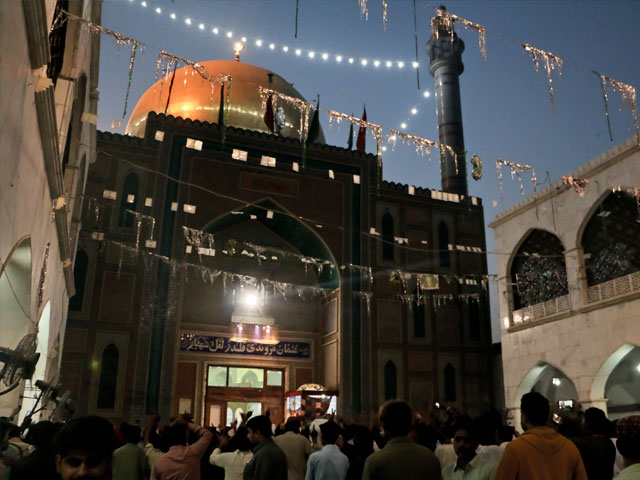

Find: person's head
319;421;341;446
246;415;272;445
520;392;550;430
25;420;60;448
616;415;640;467
379;400;412;438
228;426;253;452
285;417;300;433
583;407;611;436
452;416;479;464
54;416;115;480
164;422;189;448
496;425;515;444
120;423;141;444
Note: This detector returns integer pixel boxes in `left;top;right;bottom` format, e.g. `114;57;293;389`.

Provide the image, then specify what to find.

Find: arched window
468;298;480;341
582;191;640;286
97;344;119;409
511;229;568;310
383;360;397;400
118;172;139;227
381;212;394;261
69;249;88;311
413;286;426;338
438;222;450;267
444;363;456;401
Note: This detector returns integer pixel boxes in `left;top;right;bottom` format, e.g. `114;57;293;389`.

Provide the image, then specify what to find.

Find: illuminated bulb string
126;0;420;71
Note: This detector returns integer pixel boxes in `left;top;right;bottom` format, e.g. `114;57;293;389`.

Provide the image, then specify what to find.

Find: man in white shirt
305;422;349;480
476;425;514;467
274;418;312;480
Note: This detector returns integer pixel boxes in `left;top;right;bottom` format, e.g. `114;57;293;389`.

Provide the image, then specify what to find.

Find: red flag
264;94;275;132
356;106;367;152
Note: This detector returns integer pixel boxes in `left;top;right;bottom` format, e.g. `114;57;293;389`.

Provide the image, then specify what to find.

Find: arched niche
515;362;578;408
591;344;640;419
118;172;140;227
438;221;451;268
383;360;397;400
510;229;568;310
444;363;456;401
381;211;394;261
581;191;640;286
97;343;119;410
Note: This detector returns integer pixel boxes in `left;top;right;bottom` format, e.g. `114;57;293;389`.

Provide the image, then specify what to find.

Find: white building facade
491;133;640;426
0;0;100;419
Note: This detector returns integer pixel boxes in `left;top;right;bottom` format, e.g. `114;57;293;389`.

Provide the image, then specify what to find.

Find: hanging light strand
522;43;564;112
430;7;487;60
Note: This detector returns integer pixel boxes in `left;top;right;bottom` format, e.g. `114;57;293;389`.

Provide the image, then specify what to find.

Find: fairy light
401;122;407;129
423;91;431;98
411;108;417;115
412;61;419;68
124;1;423;72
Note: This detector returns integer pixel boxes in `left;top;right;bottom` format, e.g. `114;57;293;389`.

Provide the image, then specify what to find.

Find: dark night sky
97;1;640;339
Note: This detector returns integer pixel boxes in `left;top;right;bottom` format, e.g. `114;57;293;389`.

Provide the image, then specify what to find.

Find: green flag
347;113;354;150
307;95;320;143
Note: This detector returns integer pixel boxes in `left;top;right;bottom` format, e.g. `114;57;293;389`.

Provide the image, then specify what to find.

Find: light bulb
336;55;342;62
256;39;263;46
361;59;368;66
401;123;407;129
423;91;431;98
322;53;329;60
295;49;302;55
269;43;275;49
398;61;404;68
155;7;161;13
411;108;417;115
348;58;354;64
226;31;233;38
212;27;218;34
170;13;176;19
373;60;380;67
199;23;205;30
386;61;392;68
308;51;315;58
185;18;191;25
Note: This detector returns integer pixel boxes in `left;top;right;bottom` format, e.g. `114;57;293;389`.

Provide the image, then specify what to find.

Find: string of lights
127;0;421;72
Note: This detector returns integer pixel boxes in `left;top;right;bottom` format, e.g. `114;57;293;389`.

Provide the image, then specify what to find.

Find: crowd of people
1;392;639;479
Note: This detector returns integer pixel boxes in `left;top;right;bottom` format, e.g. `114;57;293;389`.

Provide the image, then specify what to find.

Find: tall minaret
426;6;468;196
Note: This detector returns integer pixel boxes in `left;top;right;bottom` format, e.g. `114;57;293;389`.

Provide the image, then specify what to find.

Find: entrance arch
515;362;578;408
0;238;33;416
590;344;640;419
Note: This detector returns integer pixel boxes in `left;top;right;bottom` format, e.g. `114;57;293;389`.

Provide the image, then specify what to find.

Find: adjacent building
491;133;640;424
0;0;100;419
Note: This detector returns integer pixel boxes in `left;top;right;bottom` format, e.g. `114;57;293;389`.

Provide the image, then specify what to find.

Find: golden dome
126;60;324;142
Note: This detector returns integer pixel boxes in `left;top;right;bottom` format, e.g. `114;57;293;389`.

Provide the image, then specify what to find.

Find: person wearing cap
305;421;349;480
615;415;640;479
495;392;587;480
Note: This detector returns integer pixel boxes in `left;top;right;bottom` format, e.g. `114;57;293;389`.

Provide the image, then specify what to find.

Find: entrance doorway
204;365;285;427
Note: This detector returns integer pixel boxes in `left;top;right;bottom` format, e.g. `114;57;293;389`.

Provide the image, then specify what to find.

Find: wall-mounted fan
0;334;39;396
49;390;73;420
19;376;61;428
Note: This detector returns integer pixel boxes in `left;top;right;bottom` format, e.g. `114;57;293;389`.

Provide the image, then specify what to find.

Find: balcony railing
586;270;640;304
512;294;571;327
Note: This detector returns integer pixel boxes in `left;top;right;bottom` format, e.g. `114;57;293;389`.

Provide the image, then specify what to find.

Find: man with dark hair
476;425;514;466
274;417;312;480
305;422;349;480
442;416;496;479
243;415;287;480
362;400;442;480
151;417;212;480
54;415;116;480
495;392;587;480
571;407;616;480
112;423;147;480
614;415;640;479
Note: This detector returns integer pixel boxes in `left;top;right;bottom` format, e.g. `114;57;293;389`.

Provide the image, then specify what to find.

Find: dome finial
233;41;244;61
